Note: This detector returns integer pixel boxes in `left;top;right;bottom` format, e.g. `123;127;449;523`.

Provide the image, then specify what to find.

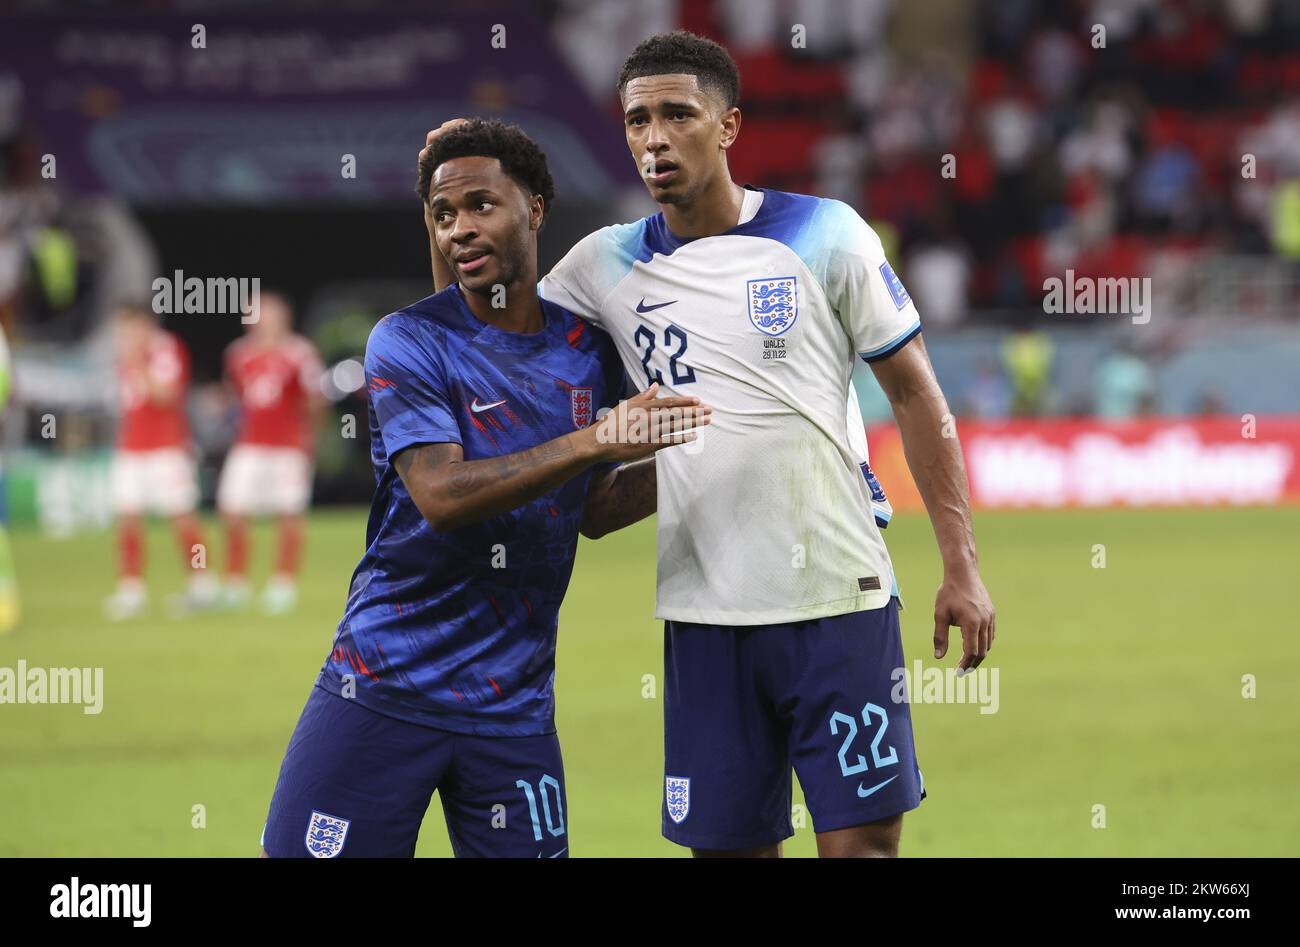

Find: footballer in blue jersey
261;120;710;858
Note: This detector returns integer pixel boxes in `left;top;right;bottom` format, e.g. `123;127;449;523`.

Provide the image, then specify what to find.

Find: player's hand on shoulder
588;382;712;462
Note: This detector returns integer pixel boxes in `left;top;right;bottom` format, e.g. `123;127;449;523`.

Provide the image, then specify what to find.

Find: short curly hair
416;118;556;220
617;31;740;110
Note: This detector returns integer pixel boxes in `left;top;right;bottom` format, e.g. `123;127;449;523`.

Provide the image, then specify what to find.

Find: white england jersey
540;187;921;624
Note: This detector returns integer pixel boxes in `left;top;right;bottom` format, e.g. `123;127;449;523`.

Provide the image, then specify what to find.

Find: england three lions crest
305;810;350;858
570;387;593;428
665;776;690;824
747;276;798;336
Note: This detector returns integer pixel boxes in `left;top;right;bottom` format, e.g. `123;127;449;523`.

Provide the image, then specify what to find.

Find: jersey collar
451;284;559;352
644;184;771;257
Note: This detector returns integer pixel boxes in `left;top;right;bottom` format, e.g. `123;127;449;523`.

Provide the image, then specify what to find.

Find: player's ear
528;193;544;232
719;106;741;152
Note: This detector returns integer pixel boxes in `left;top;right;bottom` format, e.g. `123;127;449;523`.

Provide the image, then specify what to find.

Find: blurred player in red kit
218;293;323;614
105;303;216;620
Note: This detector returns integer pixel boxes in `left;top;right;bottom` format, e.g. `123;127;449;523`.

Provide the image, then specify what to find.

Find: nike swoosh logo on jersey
471;398;507;413
636;298;677;313
857;774;898;798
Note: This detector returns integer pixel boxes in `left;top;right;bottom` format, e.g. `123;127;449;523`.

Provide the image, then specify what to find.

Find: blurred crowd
547;0;1300;421
554;0;1300;328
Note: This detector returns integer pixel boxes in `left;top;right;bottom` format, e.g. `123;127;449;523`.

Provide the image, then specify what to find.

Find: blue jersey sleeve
365;313;462;461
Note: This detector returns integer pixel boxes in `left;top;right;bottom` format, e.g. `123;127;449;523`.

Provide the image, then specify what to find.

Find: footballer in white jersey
539;184;914;624
420;31;994;860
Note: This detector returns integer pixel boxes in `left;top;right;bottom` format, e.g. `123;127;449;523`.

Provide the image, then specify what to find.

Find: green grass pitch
1;506;1296;856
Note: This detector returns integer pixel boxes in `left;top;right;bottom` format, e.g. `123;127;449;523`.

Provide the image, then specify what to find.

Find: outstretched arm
395;384;706;532
396;437;592;532
869;335;995;671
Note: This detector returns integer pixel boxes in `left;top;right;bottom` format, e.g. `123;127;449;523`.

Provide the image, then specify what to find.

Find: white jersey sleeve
820;201;922;362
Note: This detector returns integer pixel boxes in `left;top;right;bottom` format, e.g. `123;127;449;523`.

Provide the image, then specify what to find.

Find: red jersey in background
118;329;191;451
225;334;323;451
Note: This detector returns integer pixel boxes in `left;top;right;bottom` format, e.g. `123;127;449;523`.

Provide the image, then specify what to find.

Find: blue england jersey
317;285;625;737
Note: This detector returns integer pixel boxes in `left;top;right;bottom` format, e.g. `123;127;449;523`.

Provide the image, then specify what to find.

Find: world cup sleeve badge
746;276;798;336
879;261;912;310
305;810;350;858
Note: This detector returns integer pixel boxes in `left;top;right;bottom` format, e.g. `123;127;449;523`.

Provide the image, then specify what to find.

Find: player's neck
457;279;545;335
661;176;746;240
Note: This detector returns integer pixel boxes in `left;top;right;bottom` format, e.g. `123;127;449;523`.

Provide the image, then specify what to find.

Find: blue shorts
662;599;925;850
263;685;569;858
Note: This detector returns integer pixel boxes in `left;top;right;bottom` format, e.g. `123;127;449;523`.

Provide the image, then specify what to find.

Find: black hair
617;30;740;110
416;118;555;219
